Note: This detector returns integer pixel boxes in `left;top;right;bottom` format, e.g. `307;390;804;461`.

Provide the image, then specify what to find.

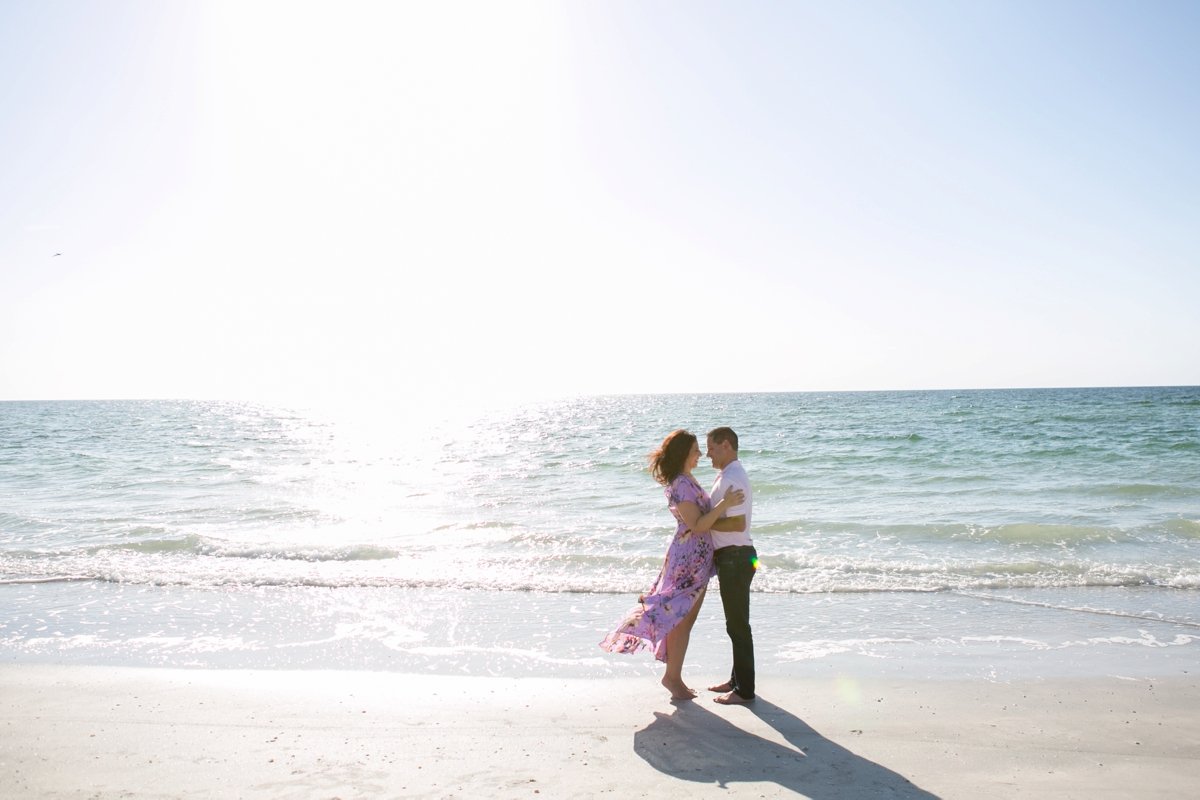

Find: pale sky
2;1;1197;407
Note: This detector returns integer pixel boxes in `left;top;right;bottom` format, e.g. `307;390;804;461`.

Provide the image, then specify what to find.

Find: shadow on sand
634;697;940;798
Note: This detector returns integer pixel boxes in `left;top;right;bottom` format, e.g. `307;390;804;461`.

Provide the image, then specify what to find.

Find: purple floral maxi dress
600;474;717;663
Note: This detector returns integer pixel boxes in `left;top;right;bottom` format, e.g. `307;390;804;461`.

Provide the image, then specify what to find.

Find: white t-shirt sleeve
715;473;750;517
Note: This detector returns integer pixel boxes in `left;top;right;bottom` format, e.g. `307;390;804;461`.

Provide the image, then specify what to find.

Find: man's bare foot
661;677;697;700
708;682;733;693
713;691;755;705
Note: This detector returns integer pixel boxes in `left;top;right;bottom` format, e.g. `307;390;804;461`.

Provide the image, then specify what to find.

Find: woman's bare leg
661;587;706;700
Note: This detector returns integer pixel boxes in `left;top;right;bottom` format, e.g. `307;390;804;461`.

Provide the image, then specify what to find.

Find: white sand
2;665;1197;798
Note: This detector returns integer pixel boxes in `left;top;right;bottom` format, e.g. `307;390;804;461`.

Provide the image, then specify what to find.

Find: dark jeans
714;545;757;699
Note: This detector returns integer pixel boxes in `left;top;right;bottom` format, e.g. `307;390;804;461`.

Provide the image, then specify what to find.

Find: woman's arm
711;515;746;533
675;488;745;534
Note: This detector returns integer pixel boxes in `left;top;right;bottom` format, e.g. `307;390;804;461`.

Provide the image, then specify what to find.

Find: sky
1;0;1197;407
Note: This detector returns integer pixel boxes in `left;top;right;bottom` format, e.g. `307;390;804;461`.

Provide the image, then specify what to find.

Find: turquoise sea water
2;388;1198;679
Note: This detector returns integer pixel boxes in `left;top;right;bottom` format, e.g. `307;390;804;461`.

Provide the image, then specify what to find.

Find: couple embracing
601;427;757;705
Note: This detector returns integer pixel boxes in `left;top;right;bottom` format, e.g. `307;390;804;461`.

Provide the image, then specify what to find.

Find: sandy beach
2;665;1196;799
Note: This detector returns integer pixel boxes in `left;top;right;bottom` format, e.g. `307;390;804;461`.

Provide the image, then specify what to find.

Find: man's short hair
707;426;738;452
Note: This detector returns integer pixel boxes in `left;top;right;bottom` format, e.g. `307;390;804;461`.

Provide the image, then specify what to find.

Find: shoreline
2;665;1197;798
3;582;1197;683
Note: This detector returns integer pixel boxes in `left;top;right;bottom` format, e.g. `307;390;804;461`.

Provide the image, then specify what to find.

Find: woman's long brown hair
649;429;696;485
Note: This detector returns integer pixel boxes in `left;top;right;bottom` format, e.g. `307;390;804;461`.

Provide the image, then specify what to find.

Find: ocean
2;388;1198;681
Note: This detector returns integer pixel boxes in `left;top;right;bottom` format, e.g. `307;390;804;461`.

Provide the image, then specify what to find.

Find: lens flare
835;675;862;705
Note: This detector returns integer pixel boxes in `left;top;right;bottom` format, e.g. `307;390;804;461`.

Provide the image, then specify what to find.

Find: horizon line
2;383;1198;405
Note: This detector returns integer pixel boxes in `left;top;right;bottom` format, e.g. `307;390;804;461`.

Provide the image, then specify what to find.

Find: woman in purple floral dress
600;429;744;700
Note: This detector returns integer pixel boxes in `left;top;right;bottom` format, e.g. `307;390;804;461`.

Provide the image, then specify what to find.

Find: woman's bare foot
713;691;754;705
708;682;733;693
661;676;697;700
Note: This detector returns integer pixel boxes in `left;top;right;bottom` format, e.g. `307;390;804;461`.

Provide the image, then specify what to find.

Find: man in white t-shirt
705;426;757;704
